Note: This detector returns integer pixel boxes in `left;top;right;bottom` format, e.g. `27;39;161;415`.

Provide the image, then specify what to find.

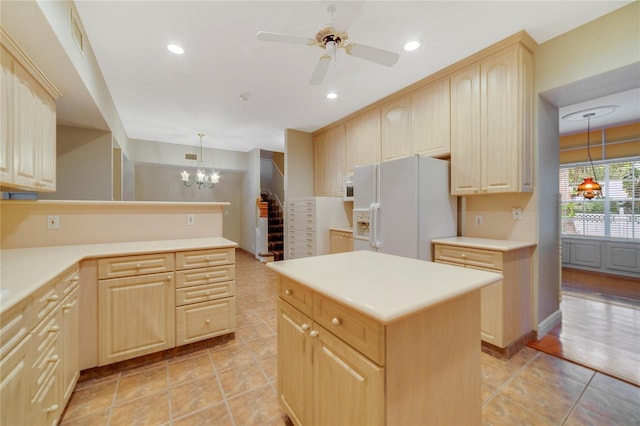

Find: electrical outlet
512;207;523;221
47;215;60;230
186;214;195;226
474;215;483;226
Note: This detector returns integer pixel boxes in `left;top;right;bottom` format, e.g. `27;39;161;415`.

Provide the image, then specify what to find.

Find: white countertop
0;237;237;313
432;237;537;251
330;227;353;233
267;250;502;324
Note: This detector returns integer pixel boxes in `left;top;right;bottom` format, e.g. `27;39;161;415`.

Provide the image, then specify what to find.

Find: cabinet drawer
434;245;503;270
175;248;234;270
176;298;236;346
313;294;385;366
279;277;313;316
175;265;235;289
98;253;174;279
60;264;80;298
32;278;61;325
0;298;32;360
176;281;236;306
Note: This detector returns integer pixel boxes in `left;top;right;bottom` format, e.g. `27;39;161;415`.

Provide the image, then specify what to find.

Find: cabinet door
0;335;31;426
60;287;79;404
330;231;352;254
311;323;384;426
0;49;12;183
12;61;39;190
36;89;56;192
345;109;381;174
481;47;519;193
476;271;504;347
411;78;451;157
381;96;412;161
277;300;312;426
98;272;175;365
450;64;481;195
314;126;345;197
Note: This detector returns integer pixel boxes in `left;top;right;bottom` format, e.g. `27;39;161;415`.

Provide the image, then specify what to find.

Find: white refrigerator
352;156;457;261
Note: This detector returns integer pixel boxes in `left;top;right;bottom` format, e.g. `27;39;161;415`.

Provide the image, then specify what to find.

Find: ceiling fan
256;4;399;85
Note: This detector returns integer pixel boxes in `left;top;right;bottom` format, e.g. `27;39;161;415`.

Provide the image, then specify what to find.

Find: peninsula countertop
266;250;502;324
0;237;237;313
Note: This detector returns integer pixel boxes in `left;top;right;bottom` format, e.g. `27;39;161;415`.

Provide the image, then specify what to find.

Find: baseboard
537;309;562;339
481;331;535;359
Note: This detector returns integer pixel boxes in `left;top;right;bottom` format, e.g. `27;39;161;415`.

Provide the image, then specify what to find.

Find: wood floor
529;268;640;386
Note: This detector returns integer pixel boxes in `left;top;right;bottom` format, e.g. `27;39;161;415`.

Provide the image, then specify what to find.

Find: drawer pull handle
167;275;172;281
46;404;59;414
331;317;341;326
284;289;292;296
49;325;60;333
206;274;212;279
309;330;319;338
47;295;60;302
301;323;310;331
62;303;73;311
205;319;211;324
461;254;466;258
135;263;142;268
71;275;79;282
49;354;59;363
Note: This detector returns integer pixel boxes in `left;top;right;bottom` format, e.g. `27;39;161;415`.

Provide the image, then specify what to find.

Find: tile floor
60;249;640;425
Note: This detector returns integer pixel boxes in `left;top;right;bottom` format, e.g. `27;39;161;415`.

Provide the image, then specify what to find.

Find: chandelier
181;133;220;189
575;113;601;200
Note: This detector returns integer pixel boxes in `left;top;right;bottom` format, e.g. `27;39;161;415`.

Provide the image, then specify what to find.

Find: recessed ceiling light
326;92;338;100
167;44;184;55
403;40;420;52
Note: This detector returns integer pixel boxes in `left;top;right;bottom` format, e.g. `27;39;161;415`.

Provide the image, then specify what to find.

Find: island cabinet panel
276;272;482;425
411;77;451;158
450;43;533;196
381;96;412;161
345;108;381;174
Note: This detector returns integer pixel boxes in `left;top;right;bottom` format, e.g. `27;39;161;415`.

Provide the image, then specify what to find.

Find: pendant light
180;133;220;190
576;112;601;199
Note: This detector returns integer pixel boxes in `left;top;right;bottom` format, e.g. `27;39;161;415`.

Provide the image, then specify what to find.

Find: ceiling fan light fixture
167;43;184;55
403;40;420;52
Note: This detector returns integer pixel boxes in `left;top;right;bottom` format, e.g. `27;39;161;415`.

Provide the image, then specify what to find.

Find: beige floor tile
523;352;595;385
589;372;640;403
170;375;224;418
172;402;234;426
115;365;168;403
482;394;553;426
218;361;269;398
168;352;215;385
481;352;522;390
60;378;117;421
236;323;267;343
258;353;278;381
246;335;278;359
110;390;170;426
564;384;640;426
210;343;256;371
227;384;284;425
60;408;110;426
507;346;539;366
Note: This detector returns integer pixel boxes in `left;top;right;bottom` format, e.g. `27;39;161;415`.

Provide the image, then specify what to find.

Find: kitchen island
267;250;502;426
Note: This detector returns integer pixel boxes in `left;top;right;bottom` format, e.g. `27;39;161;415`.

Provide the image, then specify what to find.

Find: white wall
122;153;135;200
40;125;113;200
241;149;261;253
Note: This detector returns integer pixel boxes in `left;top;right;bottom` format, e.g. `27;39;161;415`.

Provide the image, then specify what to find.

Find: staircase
262;193;284;261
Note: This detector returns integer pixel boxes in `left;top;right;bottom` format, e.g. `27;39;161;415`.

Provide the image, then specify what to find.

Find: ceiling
8;1;640;152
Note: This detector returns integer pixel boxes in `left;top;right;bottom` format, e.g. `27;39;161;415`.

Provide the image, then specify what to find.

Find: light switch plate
512;208;523;221
47;215;60;230
186;214;195;226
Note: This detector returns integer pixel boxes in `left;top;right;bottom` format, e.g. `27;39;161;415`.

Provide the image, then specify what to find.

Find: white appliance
352;156;457;261
343;175;354;201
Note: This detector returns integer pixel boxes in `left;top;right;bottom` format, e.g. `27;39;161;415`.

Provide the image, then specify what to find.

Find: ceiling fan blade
256;31;314;45
309;55;331;85
345;43;399;67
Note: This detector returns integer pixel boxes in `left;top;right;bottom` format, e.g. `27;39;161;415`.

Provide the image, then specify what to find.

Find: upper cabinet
345;109;381;175
314;125;345;196
450;43;533;195
411;78;451;158
1;32;60;192
381;96;412;161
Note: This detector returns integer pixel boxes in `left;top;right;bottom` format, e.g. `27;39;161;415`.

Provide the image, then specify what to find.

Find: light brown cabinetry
329;229;353;254
0;32;59;192
434;243;533;350
411;78;451;157
381;96;412;161
276;273;480;425
450;43;533;195
175;248;236;346
345;109;381;174
314;125;345;196
98;255;176;365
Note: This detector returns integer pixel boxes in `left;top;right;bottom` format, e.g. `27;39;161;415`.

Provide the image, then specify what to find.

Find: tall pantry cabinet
1;31;60;192
450;42;533;195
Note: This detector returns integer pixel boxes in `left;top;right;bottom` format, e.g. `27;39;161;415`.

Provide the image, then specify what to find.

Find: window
560;158;640;239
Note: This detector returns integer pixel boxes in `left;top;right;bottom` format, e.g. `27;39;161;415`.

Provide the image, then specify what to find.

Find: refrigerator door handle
369;203;376;248
372;202;381;249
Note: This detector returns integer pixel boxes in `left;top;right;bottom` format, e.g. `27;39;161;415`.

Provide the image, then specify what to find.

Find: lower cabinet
277;300;383;426
0;334;31;426
98;272;175;366
60;287;80;403
329;230;353;254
